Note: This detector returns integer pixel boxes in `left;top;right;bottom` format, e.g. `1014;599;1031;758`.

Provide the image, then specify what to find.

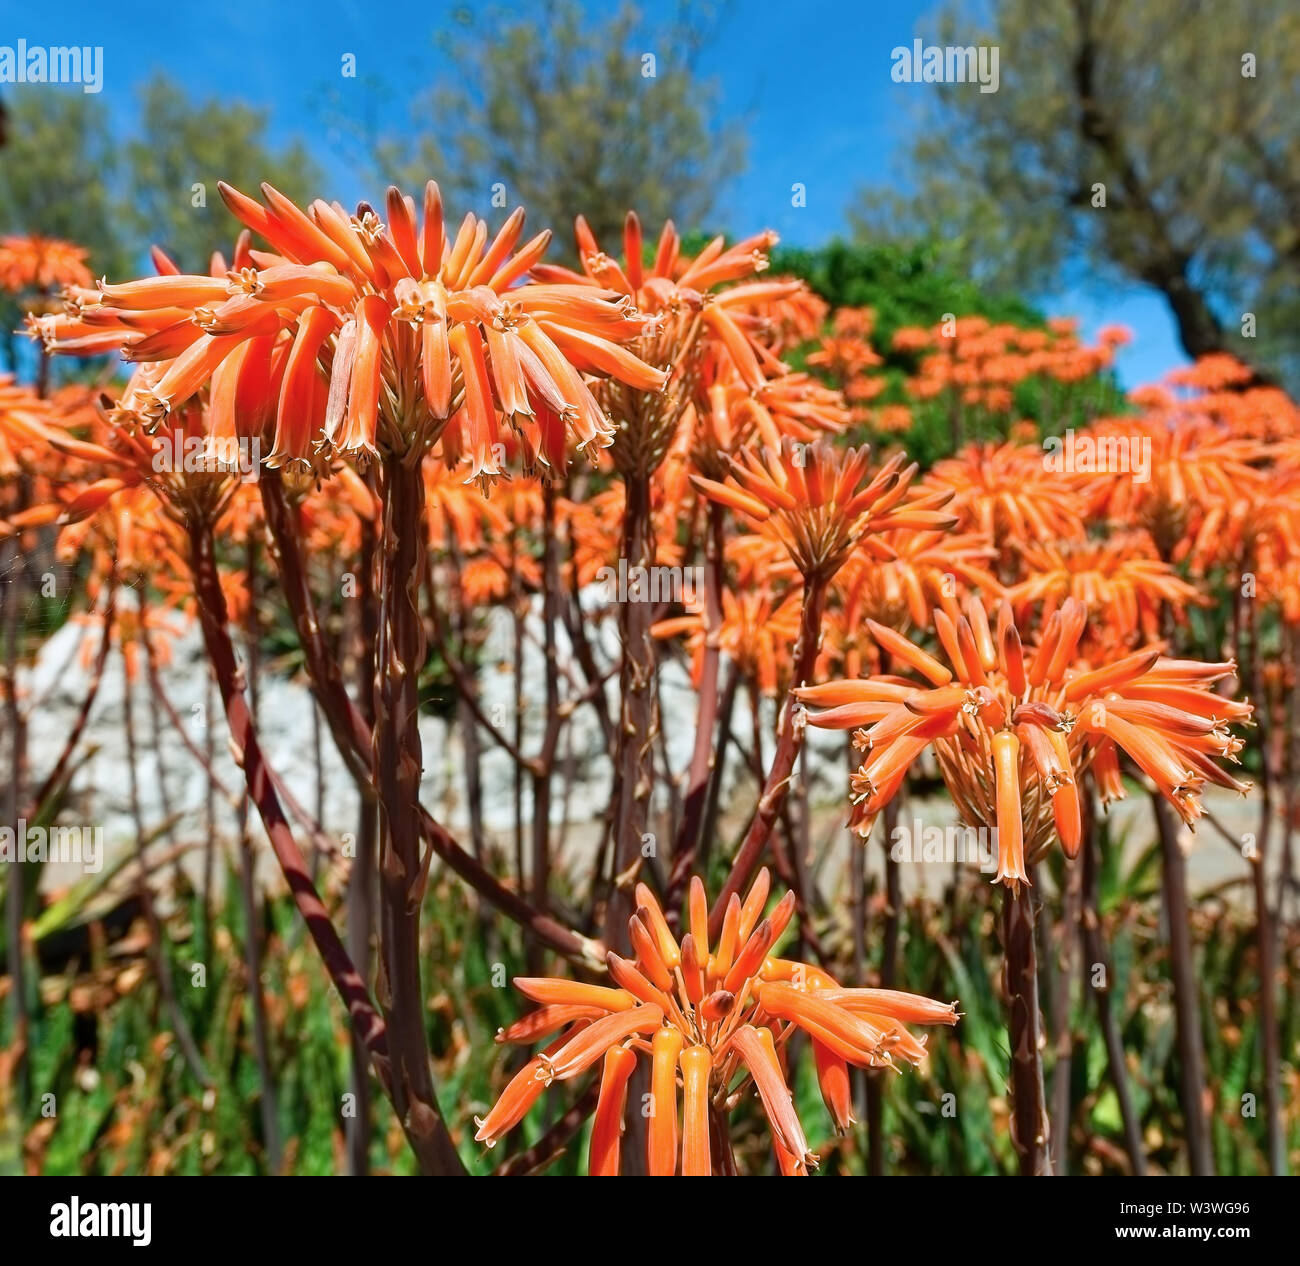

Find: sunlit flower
1007;532;1204;650
689;364;849;479
799;596;1253;885
42;184;667;483
693;438;955;581
1075;414;1264;556
539;211;828;478
924;441;1086;549
0;375;55;477
821;526;1001;678
0;234;93;294
654;584;801;697
478;870;958;1174
74;595;184;681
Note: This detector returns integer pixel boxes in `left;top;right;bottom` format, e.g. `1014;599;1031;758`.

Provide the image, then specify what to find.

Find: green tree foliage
768;239;1123;466
124;75;320;272
771;239;1043;355
0;79;317;376
0;89;125;276
379;1;745;251
851;0;1300;387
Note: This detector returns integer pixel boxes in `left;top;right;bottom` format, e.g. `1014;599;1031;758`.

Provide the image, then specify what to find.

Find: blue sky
16;0;1186;387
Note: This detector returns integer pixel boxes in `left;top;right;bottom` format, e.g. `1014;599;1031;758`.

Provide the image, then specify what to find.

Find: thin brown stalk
186;517;393;1085
202;670;217;968
1153;565;1212;1174
1244;588;1284;1174
237;536;281;1172
1049;847;1082;1173
1002;883;1051;1175
671;501;726;871
867;793;903;1175
444;540;486;860
1151;789;1213;1174
667;661;739;910
136;587;177;872
348;509;378;1177
605;467;658;952
120;615;211;1089
531;479;563;917
373;450;464;1176
3;526;30;1113
263;465;602;968
1080;793;1146;1175
26;586;116;818
708;580;826;938
560;588;615;749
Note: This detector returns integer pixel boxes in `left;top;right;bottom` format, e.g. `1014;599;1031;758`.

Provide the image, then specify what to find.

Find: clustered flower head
0;374;54;475
1006;533;1204;652
653;583;801;697
540;211;845;477
924;441;1087;546
690;364;849;478
800;595;1253;888
823;526;1000;677
892;315;1127;412
1077;415;1265;558
36;182;669;485
0;233;93;295
692;438;957;581
475;869;958;1175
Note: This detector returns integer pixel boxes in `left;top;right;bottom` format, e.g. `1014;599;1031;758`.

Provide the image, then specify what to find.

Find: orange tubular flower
43;182;667;482
1007;533;1204;652
484;871;958;1175
991;730;1028;886
925;441;1087;551
1077;412;1265;555
0;234;93;295
692;438;956;582
799;595;1253;885
589;1045;638;1176
0;375;58;477
821;527;1001;681
690;362;849;478
535;210;851;484
653;582;801;697
648;1025;686;1174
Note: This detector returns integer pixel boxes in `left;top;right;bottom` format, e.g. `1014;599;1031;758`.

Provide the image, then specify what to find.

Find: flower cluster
36;184;668;482
800;595;1253;886
476;870;958;1175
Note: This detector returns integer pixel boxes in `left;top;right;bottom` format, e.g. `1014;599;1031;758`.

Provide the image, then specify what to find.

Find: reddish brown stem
671;501;725;867
1152;790;1213;1174
531;479;563;916
237;535;281;1171
1048;845;1082;1173
3;518;30;1111
1243;587;1284;1174
1002;883;1052;1175
708;580;826;939
120;612;211;1090
373;451;464;1176
348;512;379;1177
605;468;659;953
1153;564;1213;1175
186;517;392;1081
1081;793;1146;1175
867;792;903;1175
263;466;599;967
